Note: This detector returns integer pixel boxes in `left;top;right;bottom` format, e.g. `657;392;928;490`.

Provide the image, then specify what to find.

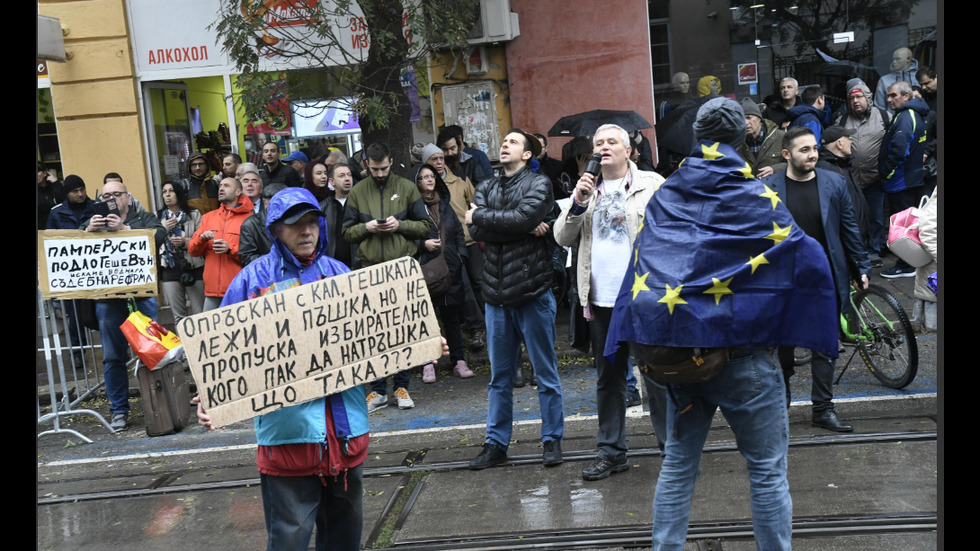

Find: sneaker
582;456;629;481
394;387;414;409
626;388;642;407
542;440;563;466
880;264;915;279
110;412;128;432
469;443;507;470
422;364;436;384
366;392;388;413
454;360;474;378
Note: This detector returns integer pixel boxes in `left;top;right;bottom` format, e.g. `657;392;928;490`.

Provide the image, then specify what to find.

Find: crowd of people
39;57;939;548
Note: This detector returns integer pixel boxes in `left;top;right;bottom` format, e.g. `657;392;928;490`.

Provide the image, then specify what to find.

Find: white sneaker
366;392;388;413
394;387;415;409
422;363;436;383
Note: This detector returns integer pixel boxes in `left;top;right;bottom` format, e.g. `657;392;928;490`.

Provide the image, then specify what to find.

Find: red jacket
188;196;254;297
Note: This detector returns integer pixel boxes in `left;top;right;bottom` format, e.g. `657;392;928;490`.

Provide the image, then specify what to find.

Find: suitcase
137;361;191;436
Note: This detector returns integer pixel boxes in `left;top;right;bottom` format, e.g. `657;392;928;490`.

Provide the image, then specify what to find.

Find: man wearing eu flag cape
605;98;838;550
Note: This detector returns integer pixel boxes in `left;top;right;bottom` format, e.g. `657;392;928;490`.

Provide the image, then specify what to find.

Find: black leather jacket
469;165;555;308
238;211;271;268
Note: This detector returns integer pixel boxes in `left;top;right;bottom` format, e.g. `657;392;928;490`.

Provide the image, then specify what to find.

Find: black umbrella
548;109;653;137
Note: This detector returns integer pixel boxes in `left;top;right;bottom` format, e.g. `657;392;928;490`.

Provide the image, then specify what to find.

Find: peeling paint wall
429;46;512;161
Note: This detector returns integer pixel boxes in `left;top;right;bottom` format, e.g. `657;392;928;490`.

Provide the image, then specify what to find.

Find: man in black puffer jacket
465;129;565;471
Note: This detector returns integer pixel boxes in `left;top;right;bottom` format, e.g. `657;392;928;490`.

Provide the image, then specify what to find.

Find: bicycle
794;283;918;389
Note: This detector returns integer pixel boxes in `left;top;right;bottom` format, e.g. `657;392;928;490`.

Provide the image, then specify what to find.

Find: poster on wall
246;72;293;136
441;81;500;161
164;132;191;182
293;98;360;137
401;66;421;124
738;63;759;86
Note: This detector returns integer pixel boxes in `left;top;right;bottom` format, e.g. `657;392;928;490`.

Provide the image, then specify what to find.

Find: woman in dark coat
157;180;205;323
413;164;473;382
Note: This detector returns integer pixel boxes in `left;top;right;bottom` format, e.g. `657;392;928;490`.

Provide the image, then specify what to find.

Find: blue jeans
639;366;669;452
485;292;564;449
627;357;638;391
96;298;158;414
260;465;363;551
369;370;411;396
653;349;791;551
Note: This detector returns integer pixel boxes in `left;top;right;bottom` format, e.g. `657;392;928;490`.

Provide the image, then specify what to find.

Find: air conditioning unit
467;0;520;45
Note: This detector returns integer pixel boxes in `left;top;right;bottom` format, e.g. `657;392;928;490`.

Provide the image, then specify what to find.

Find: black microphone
584;153;602;177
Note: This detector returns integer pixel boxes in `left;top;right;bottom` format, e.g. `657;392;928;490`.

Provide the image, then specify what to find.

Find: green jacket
738;118;787;176
341;174;430;267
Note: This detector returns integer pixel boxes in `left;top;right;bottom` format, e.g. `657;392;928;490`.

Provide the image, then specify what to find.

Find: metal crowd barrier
36;289;127;442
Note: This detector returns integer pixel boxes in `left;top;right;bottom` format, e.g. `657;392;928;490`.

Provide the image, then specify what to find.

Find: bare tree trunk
359;0;414;174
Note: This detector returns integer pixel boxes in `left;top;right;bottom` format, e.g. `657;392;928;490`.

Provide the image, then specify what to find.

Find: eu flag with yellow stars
604;140;839;361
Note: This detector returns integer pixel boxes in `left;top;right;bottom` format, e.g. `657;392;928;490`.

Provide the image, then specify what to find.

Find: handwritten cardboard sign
179;257;443;427
37;229;158;300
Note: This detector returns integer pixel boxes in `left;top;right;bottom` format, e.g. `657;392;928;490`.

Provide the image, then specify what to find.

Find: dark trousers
590;306;669;456
260;465;363;551
590;306;628;461
370;369;411;396
437;303;465;362
461;244;486;331
64;299;88;349
777;346;835;414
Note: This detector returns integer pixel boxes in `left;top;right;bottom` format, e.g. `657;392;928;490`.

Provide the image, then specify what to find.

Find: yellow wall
429;46;512;150
40;0;150;204
231;77;249;158
183;76;229;142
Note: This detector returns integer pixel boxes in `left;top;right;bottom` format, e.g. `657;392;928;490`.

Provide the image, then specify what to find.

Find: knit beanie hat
846;78;872;99
694;97;747;148
421;143;443;166
63;175;86;193
740;98;763;119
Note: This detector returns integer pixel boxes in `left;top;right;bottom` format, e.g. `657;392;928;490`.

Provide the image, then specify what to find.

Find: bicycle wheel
794;347;812;366
852;284;918;388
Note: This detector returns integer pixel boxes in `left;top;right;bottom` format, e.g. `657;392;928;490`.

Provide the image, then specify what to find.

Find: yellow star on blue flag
765;222;792;245
737;162;753;179
703;277;734;305
759;184;781;209
747;253;769;274
658;284;687;314
631;271;650;300
701;142;723;160
604;140;840;364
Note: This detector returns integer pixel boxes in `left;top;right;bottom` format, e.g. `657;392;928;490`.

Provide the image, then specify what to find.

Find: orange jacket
188;196;254;297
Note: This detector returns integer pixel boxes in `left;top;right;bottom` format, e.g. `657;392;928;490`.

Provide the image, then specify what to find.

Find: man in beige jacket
554;124;667;481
